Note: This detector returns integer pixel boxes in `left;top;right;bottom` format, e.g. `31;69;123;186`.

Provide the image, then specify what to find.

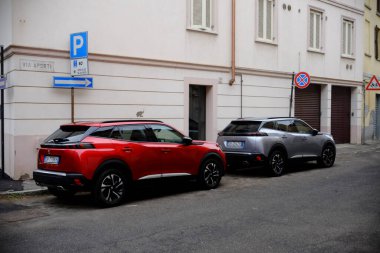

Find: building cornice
316;0;364;15
4;45;229;73
5;45;362;87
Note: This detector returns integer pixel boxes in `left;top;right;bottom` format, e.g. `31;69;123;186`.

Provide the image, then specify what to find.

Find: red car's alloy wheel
94;168;128;207
199;158;222;189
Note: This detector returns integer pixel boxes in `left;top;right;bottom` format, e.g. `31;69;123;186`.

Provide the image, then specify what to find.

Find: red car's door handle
161;149;171;153
122;147;133;153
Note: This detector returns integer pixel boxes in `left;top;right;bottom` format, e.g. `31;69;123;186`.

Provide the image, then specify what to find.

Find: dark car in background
34;120;226;207
217;117;336;176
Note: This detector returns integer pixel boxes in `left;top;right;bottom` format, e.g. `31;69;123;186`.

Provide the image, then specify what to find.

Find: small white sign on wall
20;59;54;72
70;58;89;76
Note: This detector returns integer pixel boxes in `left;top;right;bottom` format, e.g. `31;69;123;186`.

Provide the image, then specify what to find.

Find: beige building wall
363;0;380;141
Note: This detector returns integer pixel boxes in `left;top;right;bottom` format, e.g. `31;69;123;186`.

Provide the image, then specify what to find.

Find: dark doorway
331;86;351;144
189;85;206;140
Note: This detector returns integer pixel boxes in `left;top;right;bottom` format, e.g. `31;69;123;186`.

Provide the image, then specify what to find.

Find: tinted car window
276;120;294;132
294;120;313;134
111;125;148;141
221;121;262;135
90;127;113;138
261;121;275;129
149;124;183;143
44;125;91;143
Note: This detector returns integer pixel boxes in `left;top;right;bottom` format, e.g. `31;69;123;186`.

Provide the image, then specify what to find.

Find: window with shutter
190;0;213;31
309;9;323;51
257;0;274;42
342;19;354;57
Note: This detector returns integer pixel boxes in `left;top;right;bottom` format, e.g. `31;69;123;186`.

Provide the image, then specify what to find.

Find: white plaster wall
0;0;13;47
11;0;230;66
236;0;364;81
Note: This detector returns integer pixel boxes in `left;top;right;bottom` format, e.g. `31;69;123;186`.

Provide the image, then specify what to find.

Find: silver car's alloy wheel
203;162;220;188
270;151;285;176
100;173;125;204
321;146;335;167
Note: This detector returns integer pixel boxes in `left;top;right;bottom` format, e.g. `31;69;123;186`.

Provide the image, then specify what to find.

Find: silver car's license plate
225;141;244;149
44;156;60;164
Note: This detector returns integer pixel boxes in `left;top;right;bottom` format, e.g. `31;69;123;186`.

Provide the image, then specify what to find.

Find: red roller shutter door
331;86;351;144
295;84;321;130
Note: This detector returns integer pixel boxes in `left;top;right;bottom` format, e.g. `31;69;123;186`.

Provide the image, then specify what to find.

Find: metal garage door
295;84;321;130
331;86;351;144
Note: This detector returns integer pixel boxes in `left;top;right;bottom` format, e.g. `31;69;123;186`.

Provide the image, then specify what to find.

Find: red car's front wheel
198;158;222;189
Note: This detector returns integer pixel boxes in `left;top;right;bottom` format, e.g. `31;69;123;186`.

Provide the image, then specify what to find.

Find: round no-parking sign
294;72;311;89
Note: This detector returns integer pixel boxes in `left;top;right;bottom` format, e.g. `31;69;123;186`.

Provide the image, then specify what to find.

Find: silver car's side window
294;120;313;134
276;120;294;132
261;121;275;129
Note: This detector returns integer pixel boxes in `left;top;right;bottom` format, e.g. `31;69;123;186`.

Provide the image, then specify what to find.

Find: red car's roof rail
101;119;163;123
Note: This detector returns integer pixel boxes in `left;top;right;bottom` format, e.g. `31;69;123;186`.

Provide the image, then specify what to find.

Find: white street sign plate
71;58;88;76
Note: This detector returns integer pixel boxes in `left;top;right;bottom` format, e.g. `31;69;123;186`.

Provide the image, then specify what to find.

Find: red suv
33;120;226;207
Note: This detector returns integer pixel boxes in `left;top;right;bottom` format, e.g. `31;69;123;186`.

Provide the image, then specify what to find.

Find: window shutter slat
266;0;272;39
206;0;211;28
192;0;202;26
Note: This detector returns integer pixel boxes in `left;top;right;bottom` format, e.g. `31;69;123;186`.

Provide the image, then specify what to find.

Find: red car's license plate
44;156;60;164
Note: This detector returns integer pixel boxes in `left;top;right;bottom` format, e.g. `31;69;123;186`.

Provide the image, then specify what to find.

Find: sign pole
289;72;295;117
71;87;74;123
1;45;5;178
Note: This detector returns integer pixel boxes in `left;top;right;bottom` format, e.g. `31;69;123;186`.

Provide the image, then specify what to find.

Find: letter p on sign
70;32;88;59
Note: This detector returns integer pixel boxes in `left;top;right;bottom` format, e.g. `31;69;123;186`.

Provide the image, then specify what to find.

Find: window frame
188;0;216;34
341;17;355;59
256;0;277;45
365;19;372;57
308;7;325;53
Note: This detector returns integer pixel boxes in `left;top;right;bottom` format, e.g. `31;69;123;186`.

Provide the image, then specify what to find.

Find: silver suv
217;117;336;176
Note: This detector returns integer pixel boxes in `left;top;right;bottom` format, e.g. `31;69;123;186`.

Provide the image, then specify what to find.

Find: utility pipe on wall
229;0;236;85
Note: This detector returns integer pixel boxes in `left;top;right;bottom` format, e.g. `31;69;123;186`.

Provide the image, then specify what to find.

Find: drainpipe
362;81;366;144
229;0;236;85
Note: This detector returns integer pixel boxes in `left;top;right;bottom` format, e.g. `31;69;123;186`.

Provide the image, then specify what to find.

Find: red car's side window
148;124;183;143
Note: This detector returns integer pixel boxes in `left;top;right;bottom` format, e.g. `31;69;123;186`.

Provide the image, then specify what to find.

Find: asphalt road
0;146;379;253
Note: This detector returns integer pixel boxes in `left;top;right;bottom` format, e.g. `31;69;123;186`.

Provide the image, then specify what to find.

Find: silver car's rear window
221;121;262;135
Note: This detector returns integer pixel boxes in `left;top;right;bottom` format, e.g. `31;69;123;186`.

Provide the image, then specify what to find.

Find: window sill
255;38;278;46
187;27;218;35
365;53;372;58
341;54;355;60
377;12;380;17
307;48;325;55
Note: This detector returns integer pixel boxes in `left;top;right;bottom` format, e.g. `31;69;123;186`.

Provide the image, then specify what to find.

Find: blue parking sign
70;32;88;59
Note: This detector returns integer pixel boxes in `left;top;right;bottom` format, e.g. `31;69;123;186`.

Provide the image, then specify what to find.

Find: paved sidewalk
0;141;379;196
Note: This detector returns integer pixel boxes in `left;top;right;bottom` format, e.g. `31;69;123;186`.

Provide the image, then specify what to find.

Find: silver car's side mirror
312;129;319;136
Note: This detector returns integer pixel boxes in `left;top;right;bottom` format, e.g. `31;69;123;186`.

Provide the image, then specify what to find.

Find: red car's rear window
44;125;91;143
